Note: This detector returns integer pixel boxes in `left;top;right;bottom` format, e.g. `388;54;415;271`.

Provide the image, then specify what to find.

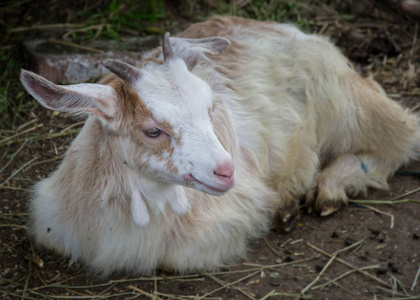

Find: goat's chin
181;173;236;195
194;182;234;196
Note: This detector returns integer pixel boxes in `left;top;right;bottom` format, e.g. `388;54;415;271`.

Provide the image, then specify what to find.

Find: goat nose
214;161;235;179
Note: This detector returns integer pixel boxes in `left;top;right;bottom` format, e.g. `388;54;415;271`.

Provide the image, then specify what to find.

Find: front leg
271;133;319;232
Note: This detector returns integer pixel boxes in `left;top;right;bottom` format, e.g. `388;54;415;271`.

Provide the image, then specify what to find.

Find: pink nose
214;161;235;182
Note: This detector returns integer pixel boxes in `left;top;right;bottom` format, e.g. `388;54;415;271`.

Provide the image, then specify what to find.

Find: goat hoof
274;201;300;233
305;184;345;216
277;214;299;233
319;199;343;217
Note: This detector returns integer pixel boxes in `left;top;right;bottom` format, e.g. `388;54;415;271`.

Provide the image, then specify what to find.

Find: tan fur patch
105;76;179;174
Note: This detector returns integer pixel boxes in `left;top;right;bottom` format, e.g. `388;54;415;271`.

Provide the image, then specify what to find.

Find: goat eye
146;128;161;138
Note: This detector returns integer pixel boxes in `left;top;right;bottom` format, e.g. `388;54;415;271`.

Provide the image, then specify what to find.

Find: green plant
0;49;28;128
70;0;167;40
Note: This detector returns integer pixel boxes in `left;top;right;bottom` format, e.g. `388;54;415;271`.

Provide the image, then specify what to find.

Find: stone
23;36;160;84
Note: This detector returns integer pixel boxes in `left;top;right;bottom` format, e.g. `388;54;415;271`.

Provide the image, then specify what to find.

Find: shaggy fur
20;16;420;276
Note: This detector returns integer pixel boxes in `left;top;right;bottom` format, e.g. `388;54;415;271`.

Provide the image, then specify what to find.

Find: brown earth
1;1;420;299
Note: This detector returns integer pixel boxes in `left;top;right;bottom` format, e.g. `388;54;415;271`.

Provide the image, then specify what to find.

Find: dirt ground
1;1;420;299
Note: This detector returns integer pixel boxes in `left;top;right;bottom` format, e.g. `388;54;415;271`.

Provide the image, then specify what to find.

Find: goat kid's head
20;33;235;197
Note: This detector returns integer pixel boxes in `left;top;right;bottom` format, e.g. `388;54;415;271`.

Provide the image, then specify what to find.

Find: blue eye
146;128;161;138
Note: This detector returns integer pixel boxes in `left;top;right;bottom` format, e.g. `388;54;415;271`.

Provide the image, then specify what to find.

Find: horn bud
162;32;174;61
102;59;141;84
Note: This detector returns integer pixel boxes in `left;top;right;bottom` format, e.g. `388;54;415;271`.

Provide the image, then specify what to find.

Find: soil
1;1;420;299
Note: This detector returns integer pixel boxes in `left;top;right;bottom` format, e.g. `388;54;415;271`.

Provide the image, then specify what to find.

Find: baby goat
20;16;420;276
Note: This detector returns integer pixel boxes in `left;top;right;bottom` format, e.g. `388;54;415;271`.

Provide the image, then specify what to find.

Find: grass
0;42;27;128
69;0;166;40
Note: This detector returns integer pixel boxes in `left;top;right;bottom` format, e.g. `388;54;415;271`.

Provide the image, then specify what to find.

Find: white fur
131;187;150;226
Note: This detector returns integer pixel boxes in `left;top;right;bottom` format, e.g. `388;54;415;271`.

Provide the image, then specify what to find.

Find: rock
23;36;160;84
400;0;420;18
352;0;420;21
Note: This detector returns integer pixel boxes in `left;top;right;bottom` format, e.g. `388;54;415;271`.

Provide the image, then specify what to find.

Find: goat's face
20;33;235;196
124;57;235;195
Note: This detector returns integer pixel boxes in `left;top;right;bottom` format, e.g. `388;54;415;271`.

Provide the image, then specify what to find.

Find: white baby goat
20;16;420;276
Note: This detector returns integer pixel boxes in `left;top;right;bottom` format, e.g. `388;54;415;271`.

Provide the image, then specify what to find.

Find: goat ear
20;70;118;120
102;59;141;85
164;34;230;70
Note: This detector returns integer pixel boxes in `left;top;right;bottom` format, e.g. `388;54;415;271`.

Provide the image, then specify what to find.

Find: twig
263;238;282;257
348;199;420;205
203;268;260;276
311;265;379;290
21;261;31;300
301;240;364;294
0;139;28;175
267;268;305;281
168;278;205;283
242;255;319;270
128;285;163;300
0;124;43;146
0;186;30;192
23;155;64;173
279;238;292;248
199;270;261;299
1;212;29;217
50;287;85;297
306;242;391;288
3;128;81;146
290;239;304;245
153;270;158;300
17;119;38;132
301;254;337;294
153;291;215;300
48;39;104;53
85;289;99;297
28;290;137;299
334;240;365;255
26;240;44;268
363;205;394;228
411;266;420;291
61;121;85;133
97;278;127;296
375;286;415;298
260;290;310;299
392;188;420;200
0;224;28;230
206;273;256;300
29;274;202;293
409;22;418;65
63;24;105;40
110;273;200;283
329;281;358;296
1;292;39;300
8;23;85;33
0;157;38;186
28;277;105;292
1;149;7;161
389;274;410;296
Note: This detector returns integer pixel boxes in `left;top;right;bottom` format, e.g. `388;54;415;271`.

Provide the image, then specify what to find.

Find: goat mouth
184;174;230;194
